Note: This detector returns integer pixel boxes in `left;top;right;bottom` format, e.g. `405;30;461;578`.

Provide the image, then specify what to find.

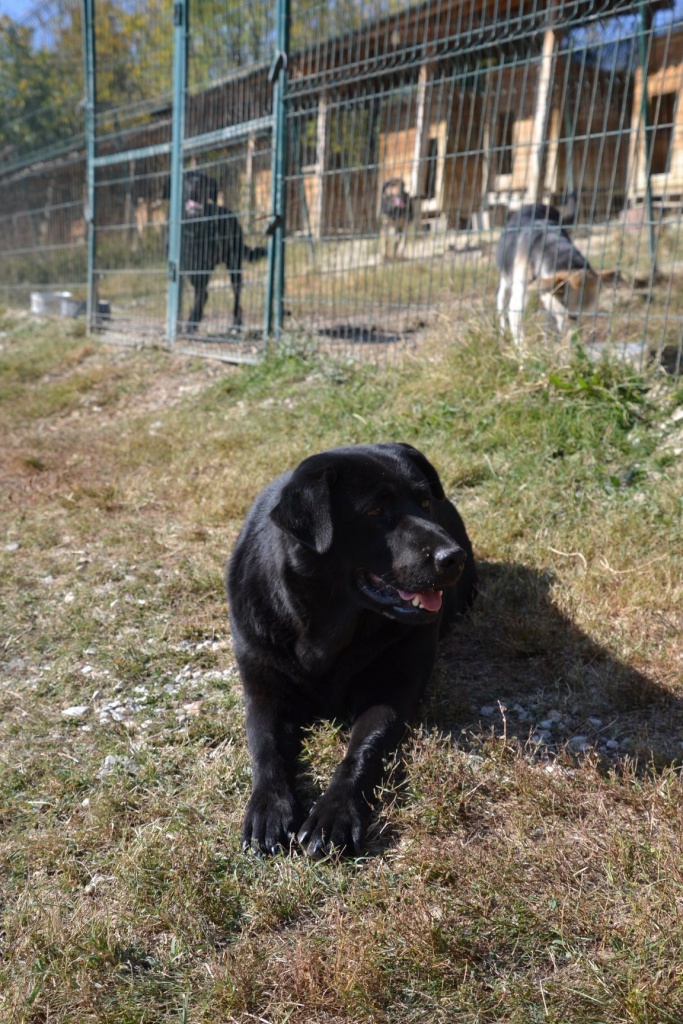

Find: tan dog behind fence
535;267;622;337
379;178;414;261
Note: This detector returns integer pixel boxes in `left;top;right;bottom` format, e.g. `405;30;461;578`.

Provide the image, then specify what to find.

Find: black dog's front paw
297;789;369;858
242;787;304;856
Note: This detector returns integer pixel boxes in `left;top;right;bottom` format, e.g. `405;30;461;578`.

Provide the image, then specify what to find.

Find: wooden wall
629;30;683;203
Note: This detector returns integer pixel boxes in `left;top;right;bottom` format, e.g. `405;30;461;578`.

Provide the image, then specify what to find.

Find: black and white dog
180;170;266;330
496;194;620;344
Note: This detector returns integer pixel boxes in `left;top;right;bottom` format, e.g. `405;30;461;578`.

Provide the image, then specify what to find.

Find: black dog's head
381;179;411;220
270;443;468;623
183;170;218;218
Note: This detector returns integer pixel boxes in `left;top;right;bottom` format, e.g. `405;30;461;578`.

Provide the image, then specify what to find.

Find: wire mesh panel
0;6;86;313
279;0;683;372
91;0;174;342
174;1;275;360
2;0;683;374
0;148;88;313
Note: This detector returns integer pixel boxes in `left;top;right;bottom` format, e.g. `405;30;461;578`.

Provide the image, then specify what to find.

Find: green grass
0;313;682;1023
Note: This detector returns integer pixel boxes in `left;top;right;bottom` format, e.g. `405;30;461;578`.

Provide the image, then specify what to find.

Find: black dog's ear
396;443;446;500
270;465;336;553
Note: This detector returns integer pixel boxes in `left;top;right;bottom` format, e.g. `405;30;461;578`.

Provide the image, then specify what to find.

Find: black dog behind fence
177;170;267;331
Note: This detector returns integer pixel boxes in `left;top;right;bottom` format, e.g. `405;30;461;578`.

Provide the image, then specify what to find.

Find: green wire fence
1;0;682;373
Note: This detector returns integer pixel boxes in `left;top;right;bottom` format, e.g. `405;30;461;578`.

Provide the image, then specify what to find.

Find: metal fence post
167;0;189;348
638;0;657;276
265;0;290;340
82;0;96;331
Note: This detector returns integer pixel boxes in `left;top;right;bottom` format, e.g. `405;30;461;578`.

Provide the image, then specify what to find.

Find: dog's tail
538;269;587;295
244;243;267;263
595;268;624;287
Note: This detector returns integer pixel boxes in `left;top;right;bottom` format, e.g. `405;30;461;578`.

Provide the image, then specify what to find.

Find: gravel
474;698;627;759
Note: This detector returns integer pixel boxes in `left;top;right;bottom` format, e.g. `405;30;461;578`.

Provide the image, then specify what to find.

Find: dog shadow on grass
364;559;679;857
429;559;679;767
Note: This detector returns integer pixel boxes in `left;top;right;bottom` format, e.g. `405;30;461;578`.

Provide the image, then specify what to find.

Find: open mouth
357;571;443;615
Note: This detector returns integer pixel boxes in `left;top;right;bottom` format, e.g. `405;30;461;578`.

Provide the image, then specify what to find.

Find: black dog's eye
366;506;385;517
420;498;430;509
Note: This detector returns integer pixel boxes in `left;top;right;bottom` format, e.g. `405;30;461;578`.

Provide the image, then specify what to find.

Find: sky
0;0;35;20
3;0;683;49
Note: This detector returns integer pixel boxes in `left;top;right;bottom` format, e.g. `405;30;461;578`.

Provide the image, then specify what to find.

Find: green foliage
0;0;413;164
0;15;82;157
548;347;651;429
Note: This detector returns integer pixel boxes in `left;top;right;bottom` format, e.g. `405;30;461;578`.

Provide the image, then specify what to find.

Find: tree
0;14;82;159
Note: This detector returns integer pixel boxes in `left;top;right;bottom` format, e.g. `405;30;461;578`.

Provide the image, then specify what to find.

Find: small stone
84;874;107;894
538;719;555;730
183;700;203;716
532;730;551;744
568;735;589;751
62;705;89;719
480;705;495;717
605;739;620;750
98;754;139;777
587;717;603;728
5;542;20;552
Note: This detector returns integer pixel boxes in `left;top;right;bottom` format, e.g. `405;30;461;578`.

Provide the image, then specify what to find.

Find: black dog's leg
188;273;209;331
242;684;305;855
297;702;404;857
297;635;437;858
230;267;242;327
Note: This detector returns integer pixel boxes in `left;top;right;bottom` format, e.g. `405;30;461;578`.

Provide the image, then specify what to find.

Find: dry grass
0;307;682;1023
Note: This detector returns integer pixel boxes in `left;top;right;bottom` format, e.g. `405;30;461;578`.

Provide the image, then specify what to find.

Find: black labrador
180;170;266;330
227;443;477;857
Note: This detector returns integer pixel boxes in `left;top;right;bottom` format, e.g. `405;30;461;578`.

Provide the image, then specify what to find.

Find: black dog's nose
433;545;467;575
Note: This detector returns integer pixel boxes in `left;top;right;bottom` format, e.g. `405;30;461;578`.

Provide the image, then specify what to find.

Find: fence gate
86;0;284;360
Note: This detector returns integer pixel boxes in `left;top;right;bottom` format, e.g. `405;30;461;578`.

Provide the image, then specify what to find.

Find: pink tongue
397;588;443;612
